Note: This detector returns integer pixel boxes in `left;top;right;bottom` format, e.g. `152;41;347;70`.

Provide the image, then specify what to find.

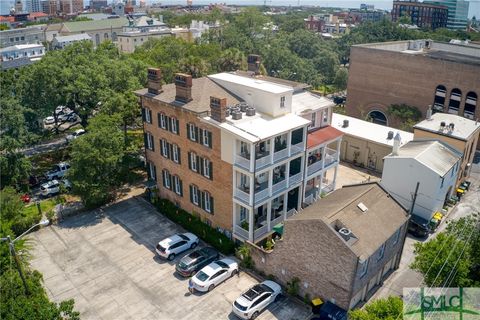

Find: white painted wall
381;158;458;220
221;130;235;164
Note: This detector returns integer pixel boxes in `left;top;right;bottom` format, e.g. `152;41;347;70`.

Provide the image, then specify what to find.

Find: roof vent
232;110;242;120
449;122;455;131
343;119;349;128
239;102;248;112
338;228;352;241
245;106;256;116
440;121;446;129
357;202;368;212
387;131;394;140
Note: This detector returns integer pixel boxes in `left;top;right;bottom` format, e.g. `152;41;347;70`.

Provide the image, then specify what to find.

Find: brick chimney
174;73;193;103
147;68;163;95
210;96;227;123
247;54;261;75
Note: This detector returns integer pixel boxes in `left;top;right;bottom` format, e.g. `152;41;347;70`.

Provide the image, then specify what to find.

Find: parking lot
30;198;311;320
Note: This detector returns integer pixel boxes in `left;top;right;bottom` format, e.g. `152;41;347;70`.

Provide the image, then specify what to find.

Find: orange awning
307;125;344;149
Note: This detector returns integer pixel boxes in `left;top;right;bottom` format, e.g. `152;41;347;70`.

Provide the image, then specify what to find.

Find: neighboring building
382;140;461;221
304;15;324;32
413;112;480;183
53;17;128;45
112;2;124;16
117;29;171;53
348;8;387;23
248;182;409;310
90;0;107;11
189;20;220;39
136;60;342;244
0;16;15;28
332;113;414;173
44;22;62;41
427;0;470;30
15;0;23;13
0;43;45;69
26;0;42;13
28;11;49;22
345;40;480;128
123;16;167;32
52;33;92;49
392;1;448;30
59;0;83;15
0;26;45;48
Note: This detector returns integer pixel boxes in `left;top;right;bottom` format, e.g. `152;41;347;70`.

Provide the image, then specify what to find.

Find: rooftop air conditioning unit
343;119;349;128
246;107;256;116
239;102;248;112
338;228;352;241
387;131;394;140
440;121;446;130
232;110;242;120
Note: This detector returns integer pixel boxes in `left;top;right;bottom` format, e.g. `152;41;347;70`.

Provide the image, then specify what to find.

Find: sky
1;1;479;20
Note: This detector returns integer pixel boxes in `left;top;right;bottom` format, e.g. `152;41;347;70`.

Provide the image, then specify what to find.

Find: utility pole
410;182;420;214
6;236;29;295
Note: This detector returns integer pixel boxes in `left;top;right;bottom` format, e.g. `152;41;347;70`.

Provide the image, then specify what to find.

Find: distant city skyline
1;0;478;20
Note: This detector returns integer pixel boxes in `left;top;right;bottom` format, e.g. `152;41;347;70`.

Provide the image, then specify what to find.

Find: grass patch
23;196;64;216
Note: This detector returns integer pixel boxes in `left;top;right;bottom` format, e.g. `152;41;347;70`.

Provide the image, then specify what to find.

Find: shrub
264;239;274;251
236;244;255;269
286;277;300;296
154;198;235;255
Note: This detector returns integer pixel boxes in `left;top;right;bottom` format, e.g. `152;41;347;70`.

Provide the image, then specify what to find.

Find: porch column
250;143;255;172
269;137;274;163
268;168;273;197
321;146;326;169
285;159;290;187
248;206;254;242
266;201;272;231
319;172;324;194
336;139;341;161
332;165;338;190
283;193;288;220
232;203;237;233
249;173;254;206
287;131;292;157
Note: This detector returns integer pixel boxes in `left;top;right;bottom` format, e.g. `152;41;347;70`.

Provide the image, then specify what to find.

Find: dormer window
280;96;286;108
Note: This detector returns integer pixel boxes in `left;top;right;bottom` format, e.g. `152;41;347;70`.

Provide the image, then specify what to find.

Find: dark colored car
408;214;431;238
175;247;219;277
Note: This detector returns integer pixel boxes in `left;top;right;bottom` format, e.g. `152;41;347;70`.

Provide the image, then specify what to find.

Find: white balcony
235;188;250;204
272;179;287;195
234;225;249;240
255;154;272;170
253;224;269;240
273;148;288;162
270;215;284;228
324;148;338;168
235;154;250;170
286;208;297;219
289;172;302;185
291;142;304;155
255;188;269;202
307;160;323;177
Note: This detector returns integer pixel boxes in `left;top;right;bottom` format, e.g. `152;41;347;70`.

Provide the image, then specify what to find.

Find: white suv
155;233;199;261
40;179;71;197
232;281;282;320
45;162;70;180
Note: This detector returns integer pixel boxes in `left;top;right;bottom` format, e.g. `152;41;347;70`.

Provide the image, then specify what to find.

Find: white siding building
381;140;461;221
52;34;92;49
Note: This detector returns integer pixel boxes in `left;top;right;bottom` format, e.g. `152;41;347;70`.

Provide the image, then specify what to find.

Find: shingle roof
385;140;461;177
135;77;241;114
290;183;409;259
62;17;128;32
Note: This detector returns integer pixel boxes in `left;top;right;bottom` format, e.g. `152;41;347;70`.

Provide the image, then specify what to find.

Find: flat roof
208;73;293;95
332;113;414;147
233;70;310;92
414;113;480;141
291;91;334;115
0;44;44;52
386;140;461;177
291;183;409;259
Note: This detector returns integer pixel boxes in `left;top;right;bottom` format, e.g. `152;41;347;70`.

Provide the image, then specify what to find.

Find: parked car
408;214;431;238
176;247;219;277
66;129;85;142
20;193;31;203
155;233;199;261
58;111;75;122
45;162;70;180
55;105;65;115
40;179;72;197
232;281;282;320
188;258;239;293
65;113;78;122
44;116;55;125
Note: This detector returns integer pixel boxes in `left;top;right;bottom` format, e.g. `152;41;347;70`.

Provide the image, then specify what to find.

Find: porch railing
255;188;269;202
256;154;272;170
290;141;304;155
234;188;250;204
286;208;297;219
289;172;302;185
235;154;250;170
253;224;269;240
307;160;323;177
270;214;284;227
273;148;288;162
234;225;249;240
272;179;287;195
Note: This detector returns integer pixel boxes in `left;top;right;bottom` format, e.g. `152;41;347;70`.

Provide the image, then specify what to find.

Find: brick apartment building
391;0;448;30
345;40;480;129
136;59;343;244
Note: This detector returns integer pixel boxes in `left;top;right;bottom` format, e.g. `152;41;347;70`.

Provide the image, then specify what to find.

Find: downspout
251;142;258;243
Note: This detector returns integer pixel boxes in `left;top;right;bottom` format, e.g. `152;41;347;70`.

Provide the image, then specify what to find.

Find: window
20;36;24;40
240;206;248;221
142;108;152;124
190;185;199;205
189;152;198;172
204;191;211;213
162;140;171;158
377;243;385;261
162;170;171;189
203;158;211;179
187;123;197;141
323;109;329;123
201;129;212;148
171;117;178;134
359;259;369;277
158;113;166;129
172;144;180;163
173;176;182;196
147;162;156;181
145;133;154;151
280;96;286;108
310;113;316;128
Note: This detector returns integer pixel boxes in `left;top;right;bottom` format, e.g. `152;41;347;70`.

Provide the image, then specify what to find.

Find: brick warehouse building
391;0;448;30
136;61;343;244
345;40;480;129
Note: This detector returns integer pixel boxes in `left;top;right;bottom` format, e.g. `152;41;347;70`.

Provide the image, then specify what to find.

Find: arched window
448;88;462;114
464;92;477;120
367;110;388;126
104;33;109;40
433;85;447;113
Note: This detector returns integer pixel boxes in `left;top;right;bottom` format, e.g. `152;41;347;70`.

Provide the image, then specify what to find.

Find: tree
67;115;125;208
349;296;403;320
411;216;479;287
333;67;349;91
217;48;246;72
387;104;422;131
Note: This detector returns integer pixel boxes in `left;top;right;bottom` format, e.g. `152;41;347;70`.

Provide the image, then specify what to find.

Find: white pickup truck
45;162;70;180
